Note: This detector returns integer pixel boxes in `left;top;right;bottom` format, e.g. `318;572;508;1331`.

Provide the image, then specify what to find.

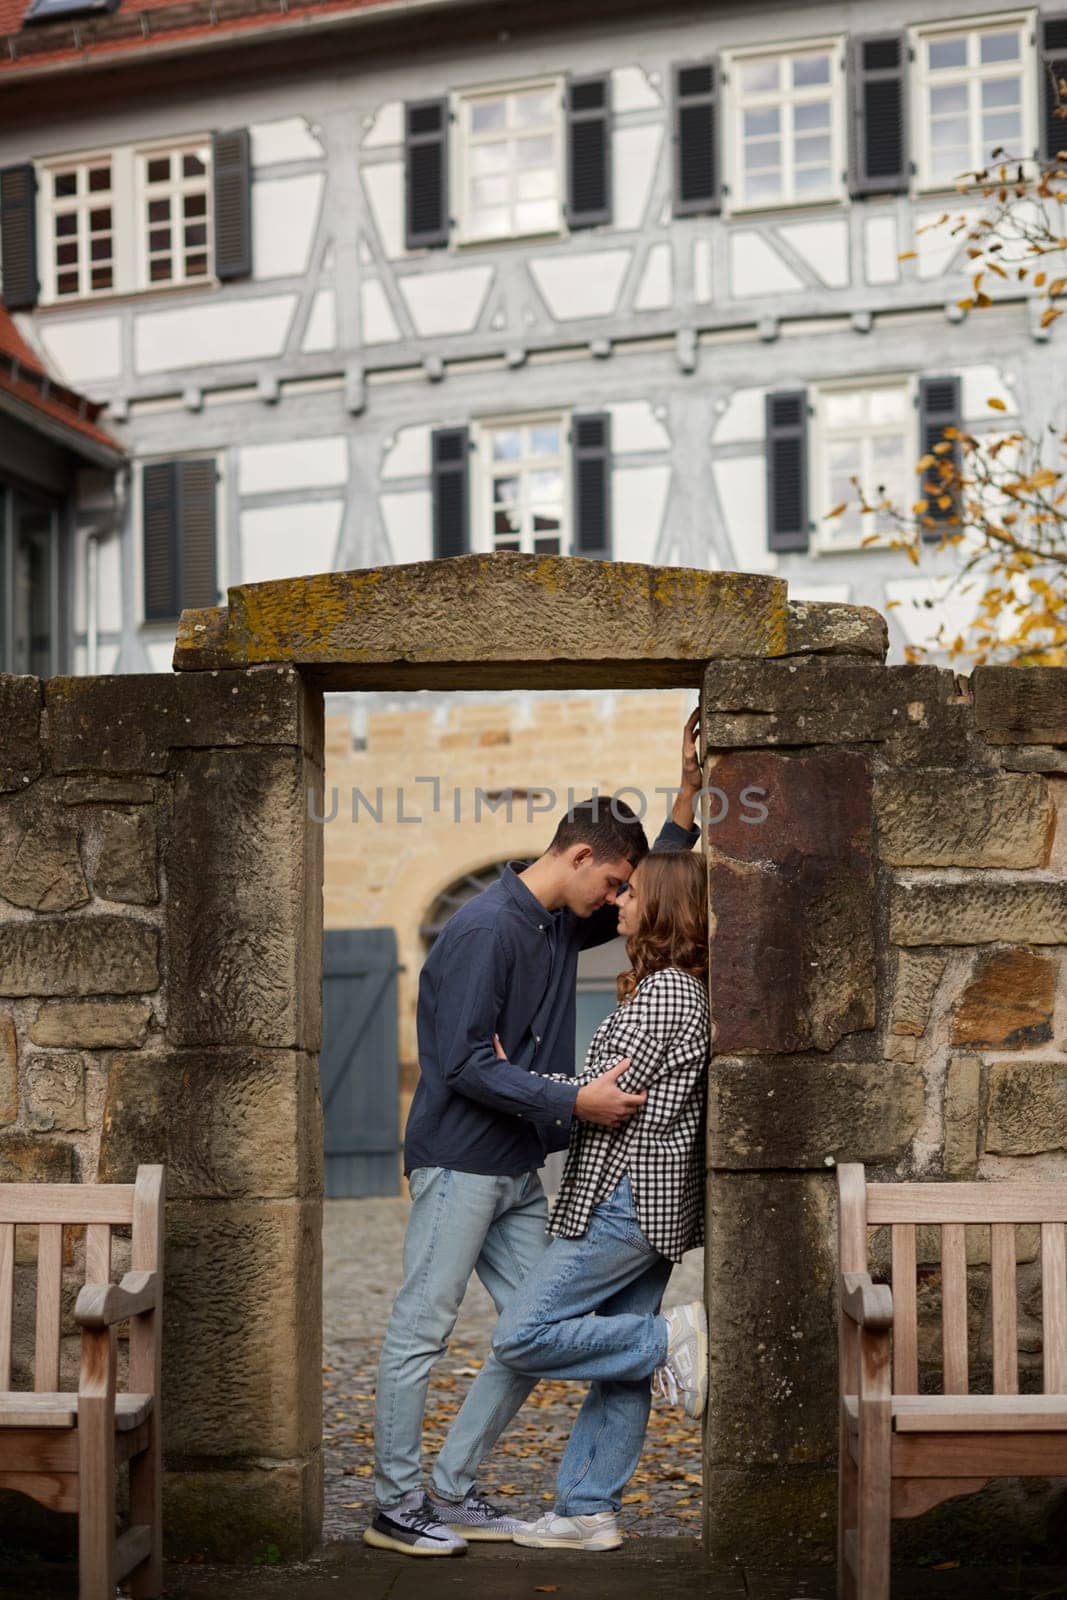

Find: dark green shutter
405;100;450;249
0;164;39;311
918;376;962;542
765;391;809;552
566;77;612;229
143;458;218;620
849;34;909;196
572;413;612;558
432;428;470;558
1039;16;1067;161
673;62;720;215
212;128;252;281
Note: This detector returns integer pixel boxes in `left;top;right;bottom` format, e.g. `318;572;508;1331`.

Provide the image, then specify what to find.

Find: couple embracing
365;712;710;1558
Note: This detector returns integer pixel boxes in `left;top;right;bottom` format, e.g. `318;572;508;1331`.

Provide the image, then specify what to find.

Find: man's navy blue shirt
404;819;699;1178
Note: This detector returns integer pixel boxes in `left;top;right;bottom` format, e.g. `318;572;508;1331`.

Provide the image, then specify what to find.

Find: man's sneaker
427;1487;533;1541
653;1300;708;1419
512;1511;622;1552
362;1490;468;1557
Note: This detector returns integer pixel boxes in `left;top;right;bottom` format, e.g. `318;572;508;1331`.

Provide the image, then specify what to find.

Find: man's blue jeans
373;1165;546;1507
490;1175;673;1515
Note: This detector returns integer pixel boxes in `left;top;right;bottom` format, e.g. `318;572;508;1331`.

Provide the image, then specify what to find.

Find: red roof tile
0;0;411;74
0;306;124;459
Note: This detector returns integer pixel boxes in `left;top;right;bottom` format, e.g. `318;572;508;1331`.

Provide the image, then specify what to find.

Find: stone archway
2;552;1064;1564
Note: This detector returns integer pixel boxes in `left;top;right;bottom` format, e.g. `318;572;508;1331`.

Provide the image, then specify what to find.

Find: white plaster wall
788;582;852;604
961;364;1017;419
382;426;432;479
74;642;120;676
693;239;713;303
530;251;631;320
362;101;404;149
135;296;295;373
250;117;325;166
729;234;803;298
611;66;661;112
362;280;402;343
634;242;672;311
712;387;764;444
613;126;662;232
240;500;344;584
864;215;899;286
611;465;671;564
39;318;122;386
362;163;406;259
713;456;776;573
381;489;433;565
252;174;324;279
302;289;336;352
238;435;348;494
72;526;123;634
885;574;977;648
143;638;176;674
398;266;494;337
777;219;849;288
609;401;670;453
916;207;981;280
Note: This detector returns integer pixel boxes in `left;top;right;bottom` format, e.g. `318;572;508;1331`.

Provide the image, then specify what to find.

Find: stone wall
0;666;325;1560
702;659;1067;1563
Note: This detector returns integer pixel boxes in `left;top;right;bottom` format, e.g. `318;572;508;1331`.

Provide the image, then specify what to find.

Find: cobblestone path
323;1197;705;1541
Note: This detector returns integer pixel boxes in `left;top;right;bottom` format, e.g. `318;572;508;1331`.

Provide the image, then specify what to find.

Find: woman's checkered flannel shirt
547;966;709;1263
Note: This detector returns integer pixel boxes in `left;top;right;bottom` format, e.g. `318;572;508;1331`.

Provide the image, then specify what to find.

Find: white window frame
135;451;227;632
37;134;216;307
452;76;567;247
911;10;1037;194
721;36;847;215
810;376;916;555
471;411;572;557
136;140;213;291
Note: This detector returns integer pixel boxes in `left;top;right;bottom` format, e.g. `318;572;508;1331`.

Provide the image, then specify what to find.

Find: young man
364;713;703;1559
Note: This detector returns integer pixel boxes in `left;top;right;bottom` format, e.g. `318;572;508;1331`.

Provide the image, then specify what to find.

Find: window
139;145;212;287
0;486;64;675
726;41;845;210
476;415;569;555
914;15;1035;188
456;82;564;242
814;382;913;550
47;159;114;298
38;141;214;303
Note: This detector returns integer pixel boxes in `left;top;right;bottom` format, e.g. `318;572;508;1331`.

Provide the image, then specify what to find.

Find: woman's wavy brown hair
616;849;709;1004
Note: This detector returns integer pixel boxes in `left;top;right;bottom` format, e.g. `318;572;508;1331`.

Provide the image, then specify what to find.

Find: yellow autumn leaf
986;397;1007;411
906;544;920;566
897;250;917;261
824;502;848;519
1040;307;1063;328
1049;277;1067;296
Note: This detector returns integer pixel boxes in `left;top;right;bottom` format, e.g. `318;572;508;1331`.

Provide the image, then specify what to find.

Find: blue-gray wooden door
321;928;402;1198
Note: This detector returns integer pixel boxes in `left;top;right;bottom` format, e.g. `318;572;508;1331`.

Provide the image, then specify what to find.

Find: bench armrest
841;1271;893;1333
75;1269;159;1330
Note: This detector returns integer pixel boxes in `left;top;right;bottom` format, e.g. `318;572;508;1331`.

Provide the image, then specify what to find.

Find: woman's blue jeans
490;1174;672;1515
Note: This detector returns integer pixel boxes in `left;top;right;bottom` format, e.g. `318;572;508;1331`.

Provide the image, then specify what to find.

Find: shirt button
535;1034;541;1043
555;1119;562;1126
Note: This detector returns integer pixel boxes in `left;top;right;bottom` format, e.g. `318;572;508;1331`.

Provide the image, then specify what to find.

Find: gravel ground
323;1195;705;1541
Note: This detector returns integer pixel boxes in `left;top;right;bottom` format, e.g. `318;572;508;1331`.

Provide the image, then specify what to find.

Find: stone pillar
0;666;325;1560
700;653;1067;1564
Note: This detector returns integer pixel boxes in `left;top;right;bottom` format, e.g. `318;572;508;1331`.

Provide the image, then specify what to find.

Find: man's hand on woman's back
574;1060;645;1128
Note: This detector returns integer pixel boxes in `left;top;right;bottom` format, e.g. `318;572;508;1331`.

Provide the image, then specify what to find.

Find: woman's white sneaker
654;1300;708;1419
512;1511;622;1551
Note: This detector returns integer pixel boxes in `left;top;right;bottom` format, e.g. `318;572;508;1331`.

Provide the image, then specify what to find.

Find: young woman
489;848;710;1552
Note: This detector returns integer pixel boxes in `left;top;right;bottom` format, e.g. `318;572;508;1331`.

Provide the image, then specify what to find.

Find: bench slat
0;1188;135;1226
868;1184;1067;1224
86;1225;111;1289
0;1392;153;1431
34;1225;62;1393
1042;1223;1067;1394
843;1394;1067;1431
892;1224;918;1394
991;1224;1018;1395
941;1224;968;1395
0;1225;12;1391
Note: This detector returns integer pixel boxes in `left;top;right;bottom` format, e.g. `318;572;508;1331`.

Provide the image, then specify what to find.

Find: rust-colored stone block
951;948;1056;1048
706;749;875;1053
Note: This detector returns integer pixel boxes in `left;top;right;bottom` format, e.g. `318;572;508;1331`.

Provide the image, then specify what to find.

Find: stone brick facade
0;666;324;1560
703;659;1067;1560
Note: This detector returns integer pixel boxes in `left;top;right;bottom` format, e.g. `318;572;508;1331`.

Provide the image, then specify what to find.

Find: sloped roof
0;0;453;77
0;307;125;463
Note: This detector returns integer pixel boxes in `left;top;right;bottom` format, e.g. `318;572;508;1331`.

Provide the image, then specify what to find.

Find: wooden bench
837;1162;1067;1600
0;1165;164;1600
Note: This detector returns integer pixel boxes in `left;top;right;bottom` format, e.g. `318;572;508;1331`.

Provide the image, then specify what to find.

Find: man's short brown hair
548;798;649;868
